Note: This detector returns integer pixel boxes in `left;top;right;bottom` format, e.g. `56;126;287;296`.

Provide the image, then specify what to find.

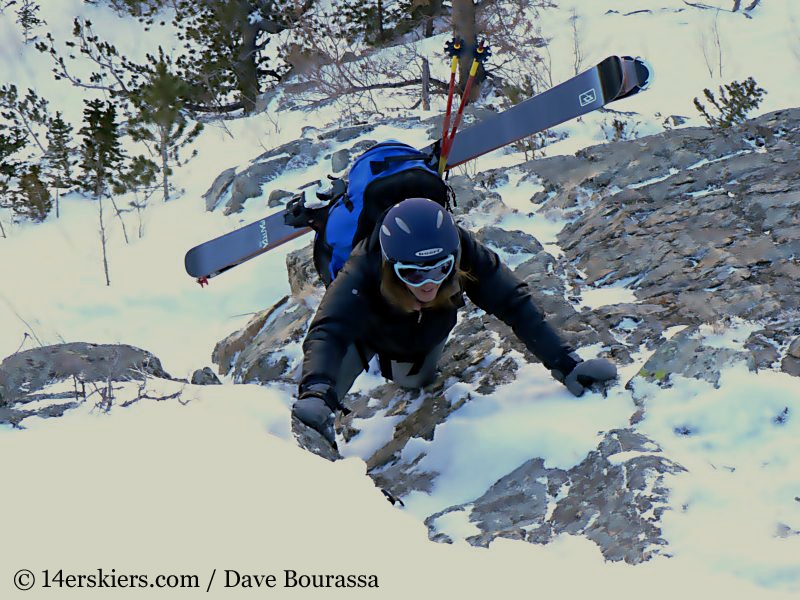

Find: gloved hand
293;395;336;447
292;383;343;448
553;358;617;397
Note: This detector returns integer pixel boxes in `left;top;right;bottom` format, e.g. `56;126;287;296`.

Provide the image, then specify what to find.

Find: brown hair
379;252;476;312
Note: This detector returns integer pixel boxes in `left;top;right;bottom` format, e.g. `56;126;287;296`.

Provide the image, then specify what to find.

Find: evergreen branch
343;77;449;95
182;99;245;114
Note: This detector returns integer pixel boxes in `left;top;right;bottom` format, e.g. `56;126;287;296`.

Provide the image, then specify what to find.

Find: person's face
405;280;441;304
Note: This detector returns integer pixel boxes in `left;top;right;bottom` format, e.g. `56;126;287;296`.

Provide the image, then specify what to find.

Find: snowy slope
2;1;800;598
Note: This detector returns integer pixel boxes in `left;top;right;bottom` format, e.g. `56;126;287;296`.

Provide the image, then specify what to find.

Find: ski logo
579;88;597;107
259;221;270;248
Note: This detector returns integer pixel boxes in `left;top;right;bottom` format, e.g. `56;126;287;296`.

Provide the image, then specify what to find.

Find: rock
447;175;509;223
330;148;351;173
204;139;321;214
426;429;684;563
631;327;754;392
286;243;324;297
191;367;221;385
203;167;236;212
212;296;316;384
348;139;379;157
745;331;782;370
268;189;293;208
788;336;800;359
206;106;800;565
0;343;175;427
0;342;172;406
781;356;800;377
475;226;544;256
318;124;376;143
224;161;283;214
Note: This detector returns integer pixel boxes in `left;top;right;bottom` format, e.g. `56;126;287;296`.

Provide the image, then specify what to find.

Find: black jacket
299;225;578;395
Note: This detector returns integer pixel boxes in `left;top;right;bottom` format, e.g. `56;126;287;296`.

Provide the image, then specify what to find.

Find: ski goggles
393;255;455;287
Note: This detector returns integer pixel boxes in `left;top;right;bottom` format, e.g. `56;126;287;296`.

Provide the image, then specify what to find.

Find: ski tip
634;57;654;90
621;55;653;90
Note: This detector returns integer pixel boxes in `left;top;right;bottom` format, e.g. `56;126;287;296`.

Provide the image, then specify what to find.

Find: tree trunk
377;0;385;43
235;0;260;113
98;194;110;286
421;58;431;110
160;126;169;202
109;195;130;244
451;0;482;101
420;1;438;111
95;173;110;286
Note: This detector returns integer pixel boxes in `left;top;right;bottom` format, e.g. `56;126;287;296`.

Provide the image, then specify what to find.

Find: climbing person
292;197;617;448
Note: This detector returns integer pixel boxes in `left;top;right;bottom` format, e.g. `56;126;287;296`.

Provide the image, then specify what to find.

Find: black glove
293;395;336;448
553;358;617;397
292;383;345;448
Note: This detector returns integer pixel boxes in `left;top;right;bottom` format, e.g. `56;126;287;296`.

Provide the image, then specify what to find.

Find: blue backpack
313;141;450;285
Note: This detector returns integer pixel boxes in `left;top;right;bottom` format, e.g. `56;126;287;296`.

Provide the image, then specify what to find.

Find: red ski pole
439;38;463;175
440;40;491;172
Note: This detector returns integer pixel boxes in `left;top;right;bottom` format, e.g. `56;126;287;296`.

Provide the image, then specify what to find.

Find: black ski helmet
379;198;459;264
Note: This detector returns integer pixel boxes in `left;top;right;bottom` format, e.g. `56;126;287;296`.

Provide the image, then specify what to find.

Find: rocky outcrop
0;343;174;427
518;109;800;376
426;429;684;564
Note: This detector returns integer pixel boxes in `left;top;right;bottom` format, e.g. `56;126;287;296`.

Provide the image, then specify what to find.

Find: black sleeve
459;228;578;376
299;251;371;394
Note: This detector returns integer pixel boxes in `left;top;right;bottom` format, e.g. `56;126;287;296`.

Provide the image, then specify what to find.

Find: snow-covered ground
2;1;800;598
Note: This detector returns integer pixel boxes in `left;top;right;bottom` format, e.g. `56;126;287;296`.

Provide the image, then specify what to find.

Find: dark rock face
191;367;222;386
523;109;800;377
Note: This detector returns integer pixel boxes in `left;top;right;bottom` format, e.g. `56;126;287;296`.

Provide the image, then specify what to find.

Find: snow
400;355;637;518
2;1;800;598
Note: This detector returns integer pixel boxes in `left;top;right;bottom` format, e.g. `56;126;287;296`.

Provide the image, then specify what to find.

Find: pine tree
173;0;312;113
333;0;420;45
36;3;312;115
15;0;45;44
127;50;202;202
44;111;74;218
0;84;50;155
0;121;28;224
13;164;52;222
79;99;124;286
0;123;26;179
79;99;123;197
116;154;159;239
694;77;767;130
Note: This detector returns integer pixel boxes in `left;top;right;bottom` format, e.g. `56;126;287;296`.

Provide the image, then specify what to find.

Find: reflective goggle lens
393;255;455;287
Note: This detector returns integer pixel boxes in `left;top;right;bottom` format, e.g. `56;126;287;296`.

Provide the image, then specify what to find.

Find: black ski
185;56;651;282
438;56;650;168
